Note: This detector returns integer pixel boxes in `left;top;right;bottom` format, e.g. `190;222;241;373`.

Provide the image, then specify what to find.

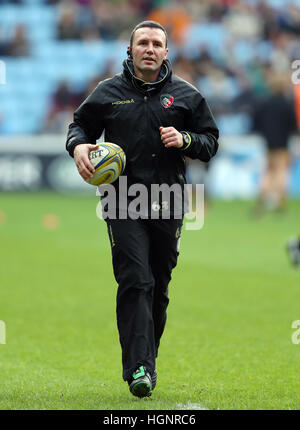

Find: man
287;237;300;267
66;21;219;398
251;74;297;216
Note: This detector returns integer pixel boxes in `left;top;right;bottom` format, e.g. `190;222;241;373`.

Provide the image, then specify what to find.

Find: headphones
127;47;132;59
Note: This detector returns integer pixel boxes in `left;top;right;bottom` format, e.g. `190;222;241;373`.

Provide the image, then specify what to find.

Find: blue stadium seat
32;41;60;61
14;6;51;24
181;23;228;61
216;113;251;135
0;83;11;98
23;0;45;4
255;40;272;63
27;23;57;43
4;58;36;83
104;40;129;73
264;0;287;7
0;95;22;118
1;96;48;134
233;40;256;65
0;5;18;26
196;75;241;101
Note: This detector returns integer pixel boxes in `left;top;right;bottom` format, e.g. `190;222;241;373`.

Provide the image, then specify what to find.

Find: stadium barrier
0;135;299;197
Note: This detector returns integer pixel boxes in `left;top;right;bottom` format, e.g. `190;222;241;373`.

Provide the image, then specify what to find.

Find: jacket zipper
144;94;148;142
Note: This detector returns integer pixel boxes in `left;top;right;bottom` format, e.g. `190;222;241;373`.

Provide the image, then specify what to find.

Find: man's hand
74;144;98;181
159;126;183;148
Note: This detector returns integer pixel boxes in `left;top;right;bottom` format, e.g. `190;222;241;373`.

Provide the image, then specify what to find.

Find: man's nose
146;44;154;53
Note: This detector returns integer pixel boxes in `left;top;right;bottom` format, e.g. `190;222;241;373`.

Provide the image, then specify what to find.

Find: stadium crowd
0;0;299;136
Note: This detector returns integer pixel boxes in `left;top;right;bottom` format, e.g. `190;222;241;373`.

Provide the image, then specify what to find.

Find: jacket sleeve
179;94;219;161
66;83;105;157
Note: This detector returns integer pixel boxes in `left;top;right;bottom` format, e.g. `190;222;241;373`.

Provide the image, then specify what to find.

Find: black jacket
66;59;219;215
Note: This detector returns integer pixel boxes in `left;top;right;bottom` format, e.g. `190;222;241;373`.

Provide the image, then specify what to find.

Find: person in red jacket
286;83;300;267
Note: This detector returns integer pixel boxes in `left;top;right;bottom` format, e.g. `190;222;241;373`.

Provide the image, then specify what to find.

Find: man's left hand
159;126;183;148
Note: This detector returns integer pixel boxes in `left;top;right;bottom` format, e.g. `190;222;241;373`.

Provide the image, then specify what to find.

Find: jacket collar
123;58;172;93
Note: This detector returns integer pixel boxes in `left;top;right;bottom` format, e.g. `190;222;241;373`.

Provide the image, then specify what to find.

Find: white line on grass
176;402;209;410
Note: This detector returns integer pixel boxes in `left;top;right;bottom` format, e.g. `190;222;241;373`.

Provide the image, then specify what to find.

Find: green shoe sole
130;381;152;398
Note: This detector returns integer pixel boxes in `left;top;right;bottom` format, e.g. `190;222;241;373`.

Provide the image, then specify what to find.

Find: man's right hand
74;144;99;181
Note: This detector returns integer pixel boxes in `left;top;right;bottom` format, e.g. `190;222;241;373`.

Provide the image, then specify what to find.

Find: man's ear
164;48;169;60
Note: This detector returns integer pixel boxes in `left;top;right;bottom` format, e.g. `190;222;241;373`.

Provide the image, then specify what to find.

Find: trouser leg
106;218;156;381
106;217;183;381
149;218;183;357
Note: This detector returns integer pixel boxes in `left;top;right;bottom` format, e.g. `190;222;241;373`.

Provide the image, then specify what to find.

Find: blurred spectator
77;3;99;41
278;4;300;35
0;0;23;3
173;55;196;85
0;24;30;57
147;0;192;46
57;1;81;40
83;62;116;98
269;33;292;73
129;0;154;17
224;0;263;39
91;0;138;41
44;80;83;133
252;74;298;215
286;236;300;267
0;27;6;56
44;65;114;133
197;66;241;109
1;0;300;138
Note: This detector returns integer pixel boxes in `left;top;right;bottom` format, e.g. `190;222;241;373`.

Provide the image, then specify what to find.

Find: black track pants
106;217;183;381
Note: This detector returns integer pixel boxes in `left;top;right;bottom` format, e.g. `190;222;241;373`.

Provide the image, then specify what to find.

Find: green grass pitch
0;192;300;410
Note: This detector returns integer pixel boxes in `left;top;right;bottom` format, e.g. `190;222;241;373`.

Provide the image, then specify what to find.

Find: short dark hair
129;21;168;50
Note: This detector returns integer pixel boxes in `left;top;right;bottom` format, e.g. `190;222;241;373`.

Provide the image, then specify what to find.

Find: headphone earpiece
127;48;132;59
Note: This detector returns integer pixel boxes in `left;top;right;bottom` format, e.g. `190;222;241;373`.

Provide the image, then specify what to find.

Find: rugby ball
86;142;126;186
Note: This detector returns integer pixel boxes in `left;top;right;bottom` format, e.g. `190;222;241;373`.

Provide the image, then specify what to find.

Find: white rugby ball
86;142;126;186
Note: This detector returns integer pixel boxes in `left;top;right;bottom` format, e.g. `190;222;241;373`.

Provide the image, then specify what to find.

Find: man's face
130;27;168;79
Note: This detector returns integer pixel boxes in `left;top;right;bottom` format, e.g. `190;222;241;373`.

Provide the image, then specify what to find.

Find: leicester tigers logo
160;94;174;109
